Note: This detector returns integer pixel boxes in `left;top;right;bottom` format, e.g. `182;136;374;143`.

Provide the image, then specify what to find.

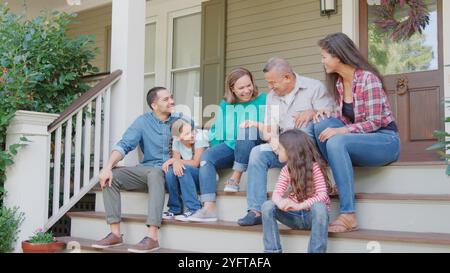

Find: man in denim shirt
92;86;180;252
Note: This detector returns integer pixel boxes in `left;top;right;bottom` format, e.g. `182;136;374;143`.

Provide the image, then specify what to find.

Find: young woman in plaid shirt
313;32;400;233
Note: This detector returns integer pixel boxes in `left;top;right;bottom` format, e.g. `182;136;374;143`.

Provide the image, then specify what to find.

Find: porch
2;0;450;253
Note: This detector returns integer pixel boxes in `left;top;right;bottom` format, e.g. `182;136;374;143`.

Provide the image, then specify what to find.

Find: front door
359;0;444;162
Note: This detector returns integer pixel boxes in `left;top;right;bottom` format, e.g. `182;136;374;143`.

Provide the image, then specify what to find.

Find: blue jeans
262;200;329;253
298;122;315;139
246;144;285;212
313;117;400;213
199;127;264;202
165;165;201;213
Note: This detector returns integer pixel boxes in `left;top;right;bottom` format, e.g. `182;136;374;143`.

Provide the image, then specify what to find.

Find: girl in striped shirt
261;129;332;253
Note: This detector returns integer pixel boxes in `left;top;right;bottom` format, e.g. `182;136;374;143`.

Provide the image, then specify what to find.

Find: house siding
225;0;342;90
67;4;112;73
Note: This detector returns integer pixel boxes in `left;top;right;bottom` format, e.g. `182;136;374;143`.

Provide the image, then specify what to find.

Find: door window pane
172;13;201;69
368;0;438;75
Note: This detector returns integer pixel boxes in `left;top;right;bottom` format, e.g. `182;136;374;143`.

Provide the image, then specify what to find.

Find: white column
443;0;450;134
342;0;359;46
4;110;59;252
110;0;146;166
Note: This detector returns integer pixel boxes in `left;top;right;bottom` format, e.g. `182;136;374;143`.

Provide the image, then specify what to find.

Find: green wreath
374;0;430;41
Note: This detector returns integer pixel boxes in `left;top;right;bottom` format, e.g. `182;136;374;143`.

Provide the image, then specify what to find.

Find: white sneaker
162;211;176;220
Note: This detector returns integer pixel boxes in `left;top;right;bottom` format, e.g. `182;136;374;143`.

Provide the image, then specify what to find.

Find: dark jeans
199;127;264;202
165;165;201;213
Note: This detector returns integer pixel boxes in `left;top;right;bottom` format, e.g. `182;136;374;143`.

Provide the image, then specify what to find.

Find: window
169;12;201;116
144;1;201;115
144;22;156;111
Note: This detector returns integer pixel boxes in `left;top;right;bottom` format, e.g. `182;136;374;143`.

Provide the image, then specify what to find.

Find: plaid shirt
334;69;396;133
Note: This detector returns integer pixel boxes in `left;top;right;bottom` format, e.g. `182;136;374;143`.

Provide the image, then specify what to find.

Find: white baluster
73;111;83;195
52;127;62;216
63;118;72;205
83;104;92;187
93;96;102;177
103;88;111;168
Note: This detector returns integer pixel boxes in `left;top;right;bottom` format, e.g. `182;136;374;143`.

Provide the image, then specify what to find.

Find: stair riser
70;217;450;253
216;165;450;195
95;192;450;234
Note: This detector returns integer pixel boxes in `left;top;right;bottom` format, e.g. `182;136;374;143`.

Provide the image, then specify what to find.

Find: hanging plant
374;0;430;41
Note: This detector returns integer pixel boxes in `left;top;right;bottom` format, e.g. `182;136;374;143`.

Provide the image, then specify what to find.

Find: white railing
43;70;122;230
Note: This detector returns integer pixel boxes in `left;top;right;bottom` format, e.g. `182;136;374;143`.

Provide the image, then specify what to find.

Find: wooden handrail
48;69;122;132
82;71;111;79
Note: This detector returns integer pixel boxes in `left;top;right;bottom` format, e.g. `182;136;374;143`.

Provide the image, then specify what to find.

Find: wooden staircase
61;164;450;253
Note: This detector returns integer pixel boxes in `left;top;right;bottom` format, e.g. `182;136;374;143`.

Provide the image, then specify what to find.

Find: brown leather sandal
328;214;359;233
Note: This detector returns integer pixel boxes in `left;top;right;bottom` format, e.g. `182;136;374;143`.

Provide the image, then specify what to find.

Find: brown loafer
91;232;123;249
127;237;160;253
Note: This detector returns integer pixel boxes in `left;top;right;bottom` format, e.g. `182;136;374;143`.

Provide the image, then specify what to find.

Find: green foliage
0;205;24;252
0;4;98;251
0;3;98;189
427;100;450;176
28;228;55;244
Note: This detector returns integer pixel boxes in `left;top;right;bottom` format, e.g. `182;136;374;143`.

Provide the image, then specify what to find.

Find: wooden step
91;187;450;202
91;189;450;233
56;236;194;253
67;211;450;247
90;164;450;195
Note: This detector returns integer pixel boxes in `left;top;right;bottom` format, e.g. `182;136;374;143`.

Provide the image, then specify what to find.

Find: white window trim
166;5;201;92
144;16;157;77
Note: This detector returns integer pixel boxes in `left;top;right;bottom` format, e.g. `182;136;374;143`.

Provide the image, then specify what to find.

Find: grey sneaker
91;232;123;249
224;178;240;192
174;210;196;222
127;237;160;253
188;207;218;222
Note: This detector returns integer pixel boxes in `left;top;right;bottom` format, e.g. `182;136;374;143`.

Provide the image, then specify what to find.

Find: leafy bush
0;205;24;252
427;100;450;176
0;3;98;189
0;4;98;252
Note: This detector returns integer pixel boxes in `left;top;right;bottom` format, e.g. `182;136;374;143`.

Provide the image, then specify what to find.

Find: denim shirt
112;112;181;167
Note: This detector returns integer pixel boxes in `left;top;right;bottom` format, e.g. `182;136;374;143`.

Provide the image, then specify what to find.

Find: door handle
396;76;408;96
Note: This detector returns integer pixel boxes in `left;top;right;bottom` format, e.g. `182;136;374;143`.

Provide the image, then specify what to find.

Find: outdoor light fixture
66;0;82;6
320;0;337;17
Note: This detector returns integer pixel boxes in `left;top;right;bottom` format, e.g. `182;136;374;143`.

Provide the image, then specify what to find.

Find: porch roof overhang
6;0;113;18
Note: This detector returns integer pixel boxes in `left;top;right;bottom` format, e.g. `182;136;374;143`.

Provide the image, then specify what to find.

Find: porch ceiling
5;0;112;18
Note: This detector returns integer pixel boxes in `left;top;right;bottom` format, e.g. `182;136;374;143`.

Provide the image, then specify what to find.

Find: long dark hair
279;130;331;201
318;32;384;101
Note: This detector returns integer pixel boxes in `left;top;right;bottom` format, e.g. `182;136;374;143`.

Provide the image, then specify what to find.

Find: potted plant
21;228;65;253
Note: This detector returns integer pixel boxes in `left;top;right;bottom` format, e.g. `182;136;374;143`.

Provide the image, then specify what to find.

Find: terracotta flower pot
21;240;65;253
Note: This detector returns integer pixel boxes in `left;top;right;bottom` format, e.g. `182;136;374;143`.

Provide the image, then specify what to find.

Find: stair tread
90;187;450;201
56;236;194;253
67;211;450;246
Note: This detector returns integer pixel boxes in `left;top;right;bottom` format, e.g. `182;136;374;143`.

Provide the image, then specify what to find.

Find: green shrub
0;205;24;252
0;4;98;252
0;3;98;188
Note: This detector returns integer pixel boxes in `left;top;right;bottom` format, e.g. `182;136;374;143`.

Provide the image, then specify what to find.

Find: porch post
4;111;58;252
342;0;359;46
109;0;146;166
444;0;450;133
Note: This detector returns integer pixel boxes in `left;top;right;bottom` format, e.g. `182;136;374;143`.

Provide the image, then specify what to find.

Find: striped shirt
272;163;331;211
334;69;396;133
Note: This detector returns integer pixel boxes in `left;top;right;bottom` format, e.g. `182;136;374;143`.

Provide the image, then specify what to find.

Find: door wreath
374;0;430;41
